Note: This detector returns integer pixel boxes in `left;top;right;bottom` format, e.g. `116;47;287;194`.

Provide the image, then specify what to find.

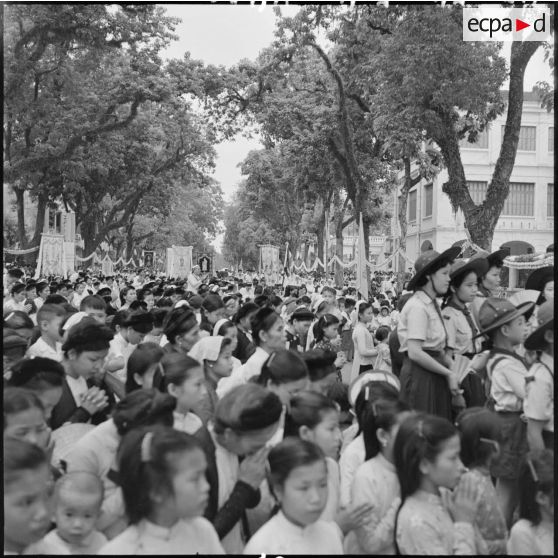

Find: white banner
166;246;192;279
34;233;66;279
101;255;114;276
259;245;281;284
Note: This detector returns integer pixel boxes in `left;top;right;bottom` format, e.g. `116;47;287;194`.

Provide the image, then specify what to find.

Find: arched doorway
499;240;534;288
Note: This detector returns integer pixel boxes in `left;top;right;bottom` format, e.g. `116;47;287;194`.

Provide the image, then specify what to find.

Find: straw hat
449;257;489;282
407;247;461;291
473;297;535;338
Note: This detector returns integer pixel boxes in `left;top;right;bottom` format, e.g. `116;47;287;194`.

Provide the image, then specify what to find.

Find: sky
158;4;553;252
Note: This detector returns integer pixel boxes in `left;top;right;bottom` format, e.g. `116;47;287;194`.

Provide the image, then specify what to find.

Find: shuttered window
466;181;488;204
409;190;417;222
502;182;535;216
459;128;489;149
424;183;433;217
502;125;536;151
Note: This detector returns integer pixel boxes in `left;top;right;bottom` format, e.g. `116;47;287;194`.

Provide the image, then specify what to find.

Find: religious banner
259;244;280;284
166;246;193;279
34;233;66;279
100;255;113;276
198;255;211;274
143;250;154;268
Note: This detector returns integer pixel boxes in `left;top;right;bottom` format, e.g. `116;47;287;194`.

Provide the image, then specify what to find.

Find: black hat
290;307;315;322
525;266;554;292
407;247;461;291
470;248;510;270
122;311;154;334
215;384;283;433
10;357;65;386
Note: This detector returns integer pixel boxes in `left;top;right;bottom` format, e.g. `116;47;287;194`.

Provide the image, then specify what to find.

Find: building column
508;267;518;289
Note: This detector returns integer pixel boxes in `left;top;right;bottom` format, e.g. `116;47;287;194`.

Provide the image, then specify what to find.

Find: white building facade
387;91;554;269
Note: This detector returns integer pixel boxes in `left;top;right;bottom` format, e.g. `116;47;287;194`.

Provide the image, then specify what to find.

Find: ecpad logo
463;7;551;42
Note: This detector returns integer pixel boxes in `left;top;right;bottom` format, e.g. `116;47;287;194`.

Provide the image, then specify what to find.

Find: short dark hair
80;295;107;312
257;350;308;387
251;307;281;346
301;349;336;382
62;321;114;355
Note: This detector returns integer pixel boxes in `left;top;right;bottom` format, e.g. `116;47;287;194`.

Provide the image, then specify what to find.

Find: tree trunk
440;41;540;250
14;186;27;248
81;219;98;257
398;157;422;270
125;220;135;261
30;192;48;247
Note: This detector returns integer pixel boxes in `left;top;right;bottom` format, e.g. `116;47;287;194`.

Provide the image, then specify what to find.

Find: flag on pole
356;212;368;301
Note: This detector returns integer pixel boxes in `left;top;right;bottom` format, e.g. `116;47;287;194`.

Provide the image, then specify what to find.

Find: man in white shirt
187;265;204;294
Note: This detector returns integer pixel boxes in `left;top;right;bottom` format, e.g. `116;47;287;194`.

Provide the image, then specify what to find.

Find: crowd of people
2;247;554;555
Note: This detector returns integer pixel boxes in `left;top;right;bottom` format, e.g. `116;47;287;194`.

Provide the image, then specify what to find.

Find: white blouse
98;517;224;555
319;457;340;523
172;411;202;435
339;433;365;508
243;510;344;555
345;453;401;555
507;519;554;555
351;322;376;383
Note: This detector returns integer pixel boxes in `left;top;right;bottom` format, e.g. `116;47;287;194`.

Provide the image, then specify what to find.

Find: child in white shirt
98;427;224;554
160;353;204;435
285;391;372;536
243;437;343;555
33;472;107;554
26;304;65;362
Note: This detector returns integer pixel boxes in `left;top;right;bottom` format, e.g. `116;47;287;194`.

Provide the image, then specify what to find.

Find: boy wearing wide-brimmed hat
475;296;535;528
523;300;554;452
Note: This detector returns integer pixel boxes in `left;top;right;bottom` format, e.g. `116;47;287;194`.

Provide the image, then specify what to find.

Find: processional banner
34;233;66;279
166;246;193;279
259;245;280;284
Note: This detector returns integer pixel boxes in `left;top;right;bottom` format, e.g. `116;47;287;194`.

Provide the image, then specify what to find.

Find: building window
466;181;488;205
424;183;433;217
459;128;489;149
549;127;554;152
548;183;554;217
502;182;535;216
502;125;536;151
408;190;417;222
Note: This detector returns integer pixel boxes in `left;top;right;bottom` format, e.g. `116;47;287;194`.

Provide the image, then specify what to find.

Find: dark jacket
50;375;114;430
233;329;256;364
194;425;260;540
